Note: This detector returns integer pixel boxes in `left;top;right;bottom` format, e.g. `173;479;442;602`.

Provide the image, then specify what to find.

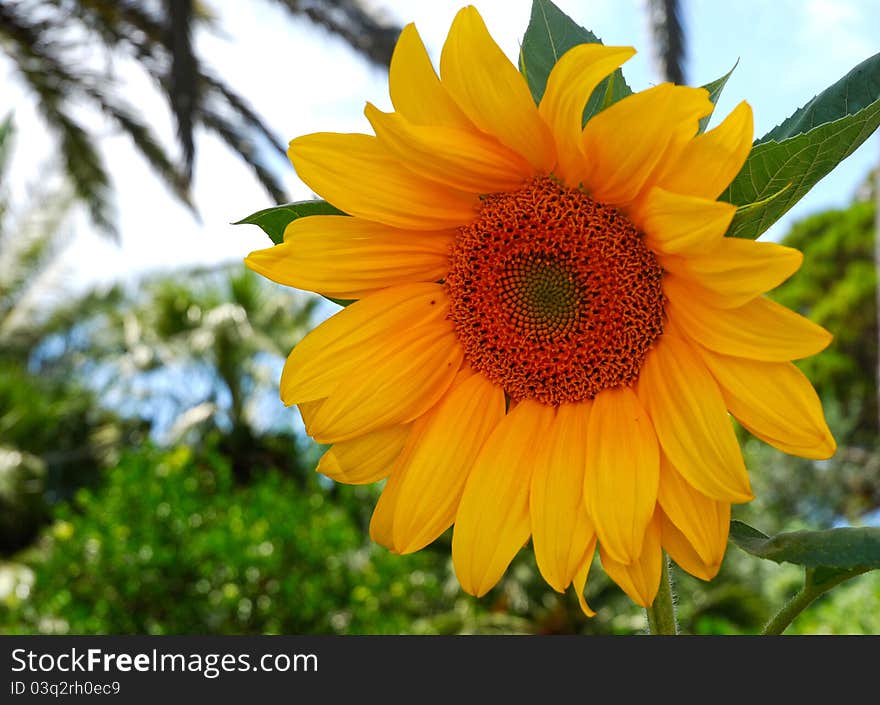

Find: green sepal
519;0;632;123
234;199;345;245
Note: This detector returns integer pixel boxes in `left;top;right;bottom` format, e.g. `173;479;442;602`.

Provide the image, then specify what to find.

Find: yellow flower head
246;6;836;611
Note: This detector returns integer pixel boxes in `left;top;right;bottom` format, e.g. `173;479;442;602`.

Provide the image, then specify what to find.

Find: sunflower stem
761;585;816;635
646;553;678;635
761;567;866;635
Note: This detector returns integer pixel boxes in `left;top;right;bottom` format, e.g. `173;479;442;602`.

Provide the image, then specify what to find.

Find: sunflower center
445;177;664;405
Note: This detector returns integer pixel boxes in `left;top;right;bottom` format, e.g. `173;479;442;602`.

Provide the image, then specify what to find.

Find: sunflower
245;5;836;612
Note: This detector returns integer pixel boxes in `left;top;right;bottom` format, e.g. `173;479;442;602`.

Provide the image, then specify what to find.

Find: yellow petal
368;412;434;552
600;512;663;608
538;44;635;185
393;373;506;554
246;215;453;300
697;348;837;459
307;322;462;443
665;278;833;361
297;399;323;430
530;402;595;592
584;386;659;565
657;101;754;200
660;238;803;309
440;6;555;172
660;509;723;581
657;454;731;567
637;331;753;503
369;474;402;552
452;400;555;597
572;535;598;618
365;103;533;194
316;424;410;485
389;23;472;129
281;283;448;404
637;187;735;255
579;84;713;206
288;132;477;230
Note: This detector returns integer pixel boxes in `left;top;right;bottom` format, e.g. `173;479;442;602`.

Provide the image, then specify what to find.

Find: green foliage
0;447;47;556
0;442;453;634
0;361;140;551
721;51;880;239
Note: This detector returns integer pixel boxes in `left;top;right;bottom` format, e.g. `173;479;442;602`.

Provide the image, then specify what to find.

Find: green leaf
724;183;792;239
759;51;880;143
234;199;345;245
698;60;738;134
729;520;880;570
235;199;352;308
519;0;632;123
808;565;870;590
721;51;880;239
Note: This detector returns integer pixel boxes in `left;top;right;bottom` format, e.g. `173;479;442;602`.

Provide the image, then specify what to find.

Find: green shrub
0;442;457;634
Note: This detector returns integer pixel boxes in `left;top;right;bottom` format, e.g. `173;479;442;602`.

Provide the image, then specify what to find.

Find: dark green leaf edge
721;97;880;239
729;519;880;570
234;199;345;245
758;50;880;144
698;60;739;134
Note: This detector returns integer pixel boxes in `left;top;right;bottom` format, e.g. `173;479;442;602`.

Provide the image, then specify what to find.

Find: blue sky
4;0;879;291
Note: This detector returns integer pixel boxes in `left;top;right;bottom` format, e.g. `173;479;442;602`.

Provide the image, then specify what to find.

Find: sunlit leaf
724;183;791;239
234;200;345;245
721;51;880;239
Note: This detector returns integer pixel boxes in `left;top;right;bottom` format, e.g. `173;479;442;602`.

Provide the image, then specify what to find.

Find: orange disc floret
445;177;664;405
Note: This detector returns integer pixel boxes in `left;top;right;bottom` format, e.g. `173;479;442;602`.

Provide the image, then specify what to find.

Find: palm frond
164;0;198;183
201;73;287;159
82;85;195;211
267;0;401;68
199;106;288;204
0;2;115;233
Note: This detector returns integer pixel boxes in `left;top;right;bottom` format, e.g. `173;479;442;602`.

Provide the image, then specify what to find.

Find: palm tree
0;0;401;235
647;0;686;84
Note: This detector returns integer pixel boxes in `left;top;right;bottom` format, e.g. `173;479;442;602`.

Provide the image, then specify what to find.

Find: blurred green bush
0;440;468;634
